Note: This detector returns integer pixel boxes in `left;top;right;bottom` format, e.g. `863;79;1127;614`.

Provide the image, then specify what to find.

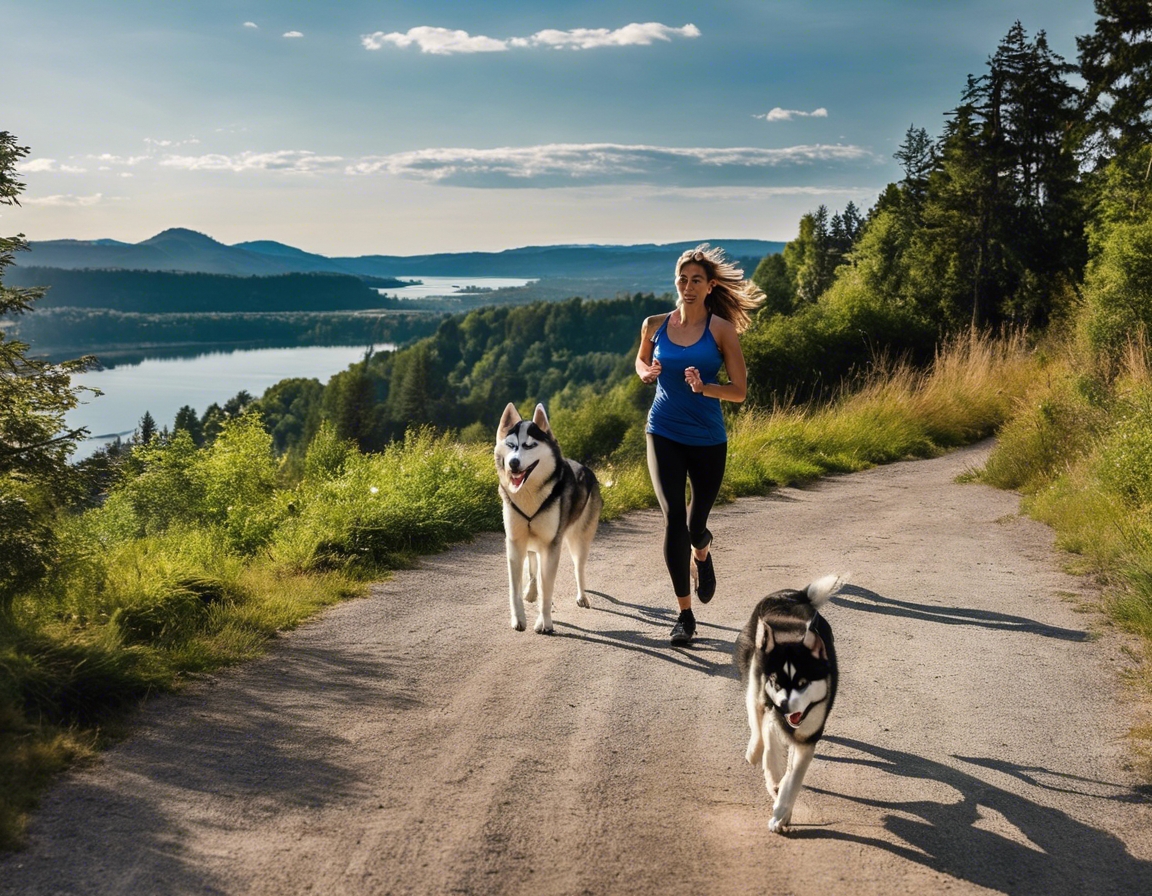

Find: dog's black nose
508;457;521;472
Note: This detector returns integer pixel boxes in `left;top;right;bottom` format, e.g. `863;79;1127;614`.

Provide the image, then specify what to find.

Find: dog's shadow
831;584;1091;641
550;589;740;678
791;736;1152;895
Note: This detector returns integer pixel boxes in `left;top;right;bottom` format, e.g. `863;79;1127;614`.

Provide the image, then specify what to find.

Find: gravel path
4;441;1152;895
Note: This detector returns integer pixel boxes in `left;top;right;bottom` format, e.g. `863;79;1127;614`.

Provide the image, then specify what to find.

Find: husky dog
734;574;845;833
495;403;602;634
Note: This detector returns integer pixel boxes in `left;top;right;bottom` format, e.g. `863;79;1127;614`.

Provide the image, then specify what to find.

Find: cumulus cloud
22;193;104;207
283;31;303;39
361;22;700;55
244;22;258;29
362;27;508;54
757;107;829;122
157;150;344;173
345;142;878;188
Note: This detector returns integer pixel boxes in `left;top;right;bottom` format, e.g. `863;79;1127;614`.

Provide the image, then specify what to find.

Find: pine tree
0;132;96;610
1078;0;1152;160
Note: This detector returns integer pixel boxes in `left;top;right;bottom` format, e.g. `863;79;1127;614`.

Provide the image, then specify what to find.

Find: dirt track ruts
3;440;1152;895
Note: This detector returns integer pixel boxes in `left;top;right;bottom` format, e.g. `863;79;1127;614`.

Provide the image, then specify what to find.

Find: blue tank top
646;313;727;446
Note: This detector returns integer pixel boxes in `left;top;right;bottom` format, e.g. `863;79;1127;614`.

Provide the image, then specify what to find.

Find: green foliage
1080;216;1152;359
270;428;500;574
750;253;794;316
1097;398;1152;508
0;132;96;611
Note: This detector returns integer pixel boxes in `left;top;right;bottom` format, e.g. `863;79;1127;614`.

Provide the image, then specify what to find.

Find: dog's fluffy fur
495;403;602;634
734;574;845;832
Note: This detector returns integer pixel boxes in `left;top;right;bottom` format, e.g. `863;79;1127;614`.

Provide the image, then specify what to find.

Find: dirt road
4;442;1152;895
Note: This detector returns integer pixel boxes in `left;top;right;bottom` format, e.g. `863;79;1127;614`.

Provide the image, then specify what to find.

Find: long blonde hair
675;243;764;333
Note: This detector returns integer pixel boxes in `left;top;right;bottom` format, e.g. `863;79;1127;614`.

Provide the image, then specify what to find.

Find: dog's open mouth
507;461;539;492
787;711;804;728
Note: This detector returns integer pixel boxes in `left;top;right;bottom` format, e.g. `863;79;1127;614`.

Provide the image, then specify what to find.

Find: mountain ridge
20;229;784;281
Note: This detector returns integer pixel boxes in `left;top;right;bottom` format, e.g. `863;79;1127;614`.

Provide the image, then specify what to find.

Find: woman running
635;244;764;645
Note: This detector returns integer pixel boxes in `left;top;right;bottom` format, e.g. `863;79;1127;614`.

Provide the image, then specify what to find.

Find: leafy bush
1096;396;1152;509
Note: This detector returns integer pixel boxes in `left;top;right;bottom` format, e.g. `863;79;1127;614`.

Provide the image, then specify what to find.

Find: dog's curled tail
806;574;848;608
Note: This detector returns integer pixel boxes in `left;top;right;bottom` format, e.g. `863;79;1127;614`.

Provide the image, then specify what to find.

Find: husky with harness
495;403;602;634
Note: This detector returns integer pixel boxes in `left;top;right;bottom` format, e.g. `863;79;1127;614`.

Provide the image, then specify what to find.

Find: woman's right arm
635;315;663;384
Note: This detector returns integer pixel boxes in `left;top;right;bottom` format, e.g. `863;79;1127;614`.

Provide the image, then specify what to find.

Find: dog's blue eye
795;678;807;689
505;438;517;448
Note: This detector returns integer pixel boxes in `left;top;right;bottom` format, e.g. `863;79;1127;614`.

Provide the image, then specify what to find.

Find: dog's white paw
745;739;764;766
533;616;554;634
524;581;538;604
511;616;526;632
768;814;791;834
575;593;590;609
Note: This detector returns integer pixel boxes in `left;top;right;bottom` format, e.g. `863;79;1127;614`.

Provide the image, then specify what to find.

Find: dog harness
501;462;592;526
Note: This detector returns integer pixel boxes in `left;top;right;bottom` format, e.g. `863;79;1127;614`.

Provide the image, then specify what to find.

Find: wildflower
370;486;379;494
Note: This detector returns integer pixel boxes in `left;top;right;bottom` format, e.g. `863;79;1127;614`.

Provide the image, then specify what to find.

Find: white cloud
244;22;258;29
361;22;700;55
21;158;60;173
362;27;507;54
531;23;700;50
283;31;304;39
157;150;344;173
758;107;829;122
346;142;878;187
19;158;87;174
88;153;149;166
23;193;104;207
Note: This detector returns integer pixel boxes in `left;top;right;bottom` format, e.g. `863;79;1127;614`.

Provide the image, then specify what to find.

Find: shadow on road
831;585;1090;641
797;735;1152;894
1;643;414;895
550;589;739;678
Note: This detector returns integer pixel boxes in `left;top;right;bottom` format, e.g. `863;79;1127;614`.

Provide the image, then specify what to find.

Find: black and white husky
495;403;602;634
734;574;845;833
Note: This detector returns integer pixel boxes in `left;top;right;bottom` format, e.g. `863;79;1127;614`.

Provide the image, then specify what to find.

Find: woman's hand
639;359;662;384
684;366;705;393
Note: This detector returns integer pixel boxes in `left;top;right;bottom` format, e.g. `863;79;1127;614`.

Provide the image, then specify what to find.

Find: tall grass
0;330;1036;849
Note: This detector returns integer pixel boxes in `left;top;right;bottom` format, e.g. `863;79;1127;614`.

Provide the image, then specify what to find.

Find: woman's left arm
685;319;747;403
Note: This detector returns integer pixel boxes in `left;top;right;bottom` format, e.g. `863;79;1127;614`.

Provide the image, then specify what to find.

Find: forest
4;2;1152;848
4;266;404;313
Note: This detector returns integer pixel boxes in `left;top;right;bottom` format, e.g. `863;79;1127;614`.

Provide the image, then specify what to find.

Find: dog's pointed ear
498;403;521;439
755;618;774;651
802;628;828;661
532;403;551;435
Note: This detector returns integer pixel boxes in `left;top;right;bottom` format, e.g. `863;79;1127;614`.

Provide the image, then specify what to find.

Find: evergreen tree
173;405;204;446
0;133;95;610
1077;0;1152;160
137;410;157;445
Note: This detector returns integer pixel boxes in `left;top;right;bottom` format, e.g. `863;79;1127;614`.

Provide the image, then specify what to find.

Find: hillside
19;229;784;282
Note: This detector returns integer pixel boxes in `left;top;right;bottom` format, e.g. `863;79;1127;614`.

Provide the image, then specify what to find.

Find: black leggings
646;433;727;598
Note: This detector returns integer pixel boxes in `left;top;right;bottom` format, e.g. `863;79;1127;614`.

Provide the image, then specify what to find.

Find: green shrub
1096;396;1152;509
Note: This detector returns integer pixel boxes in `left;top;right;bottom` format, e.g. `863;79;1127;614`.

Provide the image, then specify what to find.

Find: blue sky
5;1;1096;256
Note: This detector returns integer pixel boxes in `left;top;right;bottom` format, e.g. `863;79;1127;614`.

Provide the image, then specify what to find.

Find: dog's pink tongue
788;711;803;727
510;472;526;489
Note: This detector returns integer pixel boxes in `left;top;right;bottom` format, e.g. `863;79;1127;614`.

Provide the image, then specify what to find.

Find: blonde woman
634;244;764;645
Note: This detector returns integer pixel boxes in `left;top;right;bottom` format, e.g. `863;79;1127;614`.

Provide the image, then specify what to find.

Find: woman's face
676;262;714;306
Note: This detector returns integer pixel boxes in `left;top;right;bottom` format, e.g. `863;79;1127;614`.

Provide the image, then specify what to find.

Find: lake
62;275;535;459
381;276;534;300
66;344;391;460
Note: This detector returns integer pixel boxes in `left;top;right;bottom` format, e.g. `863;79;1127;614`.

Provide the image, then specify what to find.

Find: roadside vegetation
4;0;1152;848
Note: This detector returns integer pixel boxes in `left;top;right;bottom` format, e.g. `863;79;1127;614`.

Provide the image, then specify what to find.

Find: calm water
381;275;534;300
67;344;391;459
63;276;534;459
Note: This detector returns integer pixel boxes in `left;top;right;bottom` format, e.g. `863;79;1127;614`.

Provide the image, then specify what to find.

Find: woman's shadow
553;588;740;677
